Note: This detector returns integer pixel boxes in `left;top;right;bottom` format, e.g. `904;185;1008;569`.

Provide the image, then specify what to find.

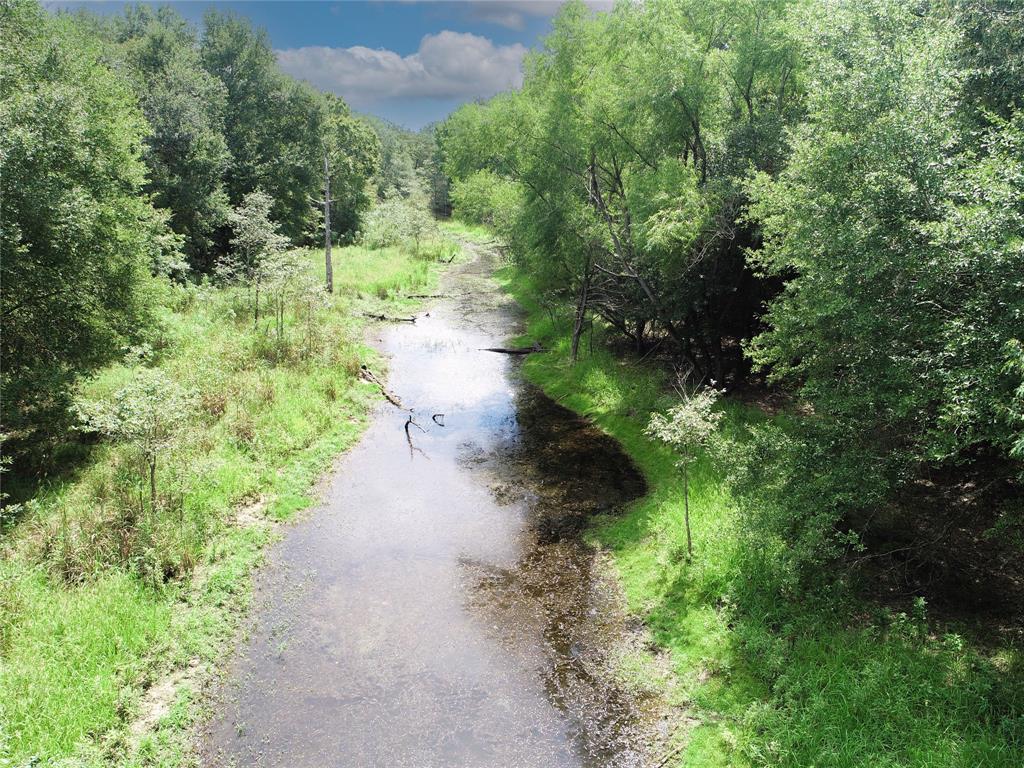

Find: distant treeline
438;0;1024;601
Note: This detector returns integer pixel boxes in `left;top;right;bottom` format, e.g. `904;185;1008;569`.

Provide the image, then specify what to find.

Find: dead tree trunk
324;152;333;294
683;462;692;557
571;258;592;364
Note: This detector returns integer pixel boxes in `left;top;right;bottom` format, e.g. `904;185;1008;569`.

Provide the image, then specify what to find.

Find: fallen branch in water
479;343;545;355
358;365;406;409
361;312;416;323
404;414;429;460
431;413;445;426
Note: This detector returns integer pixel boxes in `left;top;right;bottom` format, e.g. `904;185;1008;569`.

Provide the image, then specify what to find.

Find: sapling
75;368;195;515
219;189;289;328
646;385;723;557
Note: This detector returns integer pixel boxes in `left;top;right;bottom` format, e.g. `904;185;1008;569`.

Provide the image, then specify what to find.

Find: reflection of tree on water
461;386;654;768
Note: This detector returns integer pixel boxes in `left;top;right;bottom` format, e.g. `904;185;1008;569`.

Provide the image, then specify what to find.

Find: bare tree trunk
570;260;592;364
149;459;157;515
324;152;333;294
683;463;692;557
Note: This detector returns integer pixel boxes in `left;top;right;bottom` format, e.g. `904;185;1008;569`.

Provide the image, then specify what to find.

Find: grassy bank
499;266;1024;767
0;242;454;767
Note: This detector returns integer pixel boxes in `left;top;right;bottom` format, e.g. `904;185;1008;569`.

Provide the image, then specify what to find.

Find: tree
739;0;1024;586
74;368;195;514
438;0;801;379
0;1;168;466
200;13;377;247
646;385;723;556
220;190;289;327
112;5;230;272
318;96;381;290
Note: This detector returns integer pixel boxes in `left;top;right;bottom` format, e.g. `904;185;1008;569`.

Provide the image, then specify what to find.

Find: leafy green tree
74;368;195;514
219;189;289;327
0;1;167;466
199;11;278;202
112;5;230;272
739;0;1024;591
361;198;435;252
646;385;723;556
439;0;801;378
201;12;377;246
319;95;381;290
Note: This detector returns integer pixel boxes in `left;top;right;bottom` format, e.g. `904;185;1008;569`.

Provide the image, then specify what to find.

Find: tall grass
0;244;450;767
500;265;1024;767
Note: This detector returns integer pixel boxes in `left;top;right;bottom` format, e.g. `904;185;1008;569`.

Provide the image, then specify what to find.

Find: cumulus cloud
275;31;527;110
465;1;562;30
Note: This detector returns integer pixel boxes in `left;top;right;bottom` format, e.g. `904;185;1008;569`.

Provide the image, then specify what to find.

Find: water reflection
202;251;657;767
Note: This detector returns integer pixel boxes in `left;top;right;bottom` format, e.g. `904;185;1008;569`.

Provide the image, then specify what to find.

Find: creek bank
200;239;668;766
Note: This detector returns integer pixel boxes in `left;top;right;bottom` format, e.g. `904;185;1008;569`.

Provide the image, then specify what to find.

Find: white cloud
275;31;527;110
462;1;616;30
375;1;616;32
466;1;562;30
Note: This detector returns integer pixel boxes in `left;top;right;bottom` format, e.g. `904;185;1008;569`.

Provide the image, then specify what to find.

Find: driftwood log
361;312;416;323
358;365;406;409
479;342;545;355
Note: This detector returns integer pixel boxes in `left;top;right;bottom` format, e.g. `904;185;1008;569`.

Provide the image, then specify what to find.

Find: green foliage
438;0;801;379
503;262;1024;768
449;169;521;235
0;1;167;467
221;189;289;282
198;10;378;245
74;367;196;513
646;387;724;469
743;0;1024;556
111;5;231;271
361;198;442;257
0;242;449;766
324;100;381;239
1;2;381;468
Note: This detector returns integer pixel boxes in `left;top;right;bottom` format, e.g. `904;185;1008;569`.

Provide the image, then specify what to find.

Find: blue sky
47;1;605;128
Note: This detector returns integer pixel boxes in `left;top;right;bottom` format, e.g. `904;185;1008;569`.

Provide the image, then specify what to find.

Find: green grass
0;242;453;767
499;264;1024;767
438;218;493;243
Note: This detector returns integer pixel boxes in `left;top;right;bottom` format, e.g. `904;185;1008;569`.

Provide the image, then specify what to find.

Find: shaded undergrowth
500;265;1024;768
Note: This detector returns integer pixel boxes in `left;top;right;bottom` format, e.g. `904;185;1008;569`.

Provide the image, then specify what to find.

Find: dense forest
439;0;1024;609
437;0;1024;762
2;0;1024;765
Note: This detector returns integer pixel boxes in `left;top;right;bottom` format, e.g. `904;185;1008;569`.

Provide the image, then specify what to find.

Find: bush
725;417;889;613
449;169;520;234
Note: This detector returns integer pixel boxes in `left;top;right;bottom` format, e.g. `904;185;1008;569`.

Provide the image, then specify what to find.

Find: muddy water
202;247;657;767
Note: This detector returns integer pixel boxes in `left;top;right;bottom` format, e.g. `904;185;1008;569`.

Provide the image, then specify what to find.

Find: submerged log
361;312;417;323
479;342;545;355
359;365;406;409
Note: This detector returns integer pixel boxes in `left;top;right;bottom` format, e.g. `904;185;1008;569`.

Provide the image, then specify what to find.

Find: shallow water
202;248;655;767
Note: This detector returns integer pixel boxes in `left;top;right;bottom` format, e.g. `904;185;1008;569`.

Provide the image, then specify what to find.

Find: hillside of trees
2;0;383;471
439;0;1024;610
438;0;1024;760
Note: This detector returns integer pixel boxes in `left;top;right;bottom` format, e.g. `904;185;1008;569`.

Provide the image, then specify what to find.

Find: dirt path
201;243;661;767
